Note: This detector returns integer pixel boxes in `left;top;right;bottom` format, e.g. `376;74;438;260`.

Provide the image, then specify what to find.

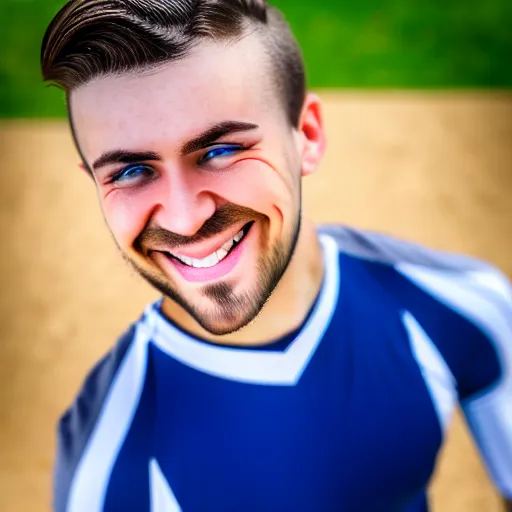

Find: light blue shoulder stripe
67;324;151;512
397;263;512;498
318;224;489;271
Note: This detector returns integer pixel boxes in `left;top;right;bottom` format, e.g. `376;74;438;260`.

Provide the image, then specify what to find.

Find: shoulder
319;223;512;398
317;223;492;272
317;224;511;306
318;222;512;322
53;323;139;512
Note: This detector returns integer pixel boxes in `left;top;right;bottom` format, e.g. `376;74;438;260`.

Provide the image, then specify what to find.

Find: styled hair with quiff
41;0;306;126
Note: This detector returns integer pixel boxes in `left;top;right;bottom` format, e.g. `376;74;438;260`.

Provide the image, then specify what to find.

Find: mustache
135;204;263;252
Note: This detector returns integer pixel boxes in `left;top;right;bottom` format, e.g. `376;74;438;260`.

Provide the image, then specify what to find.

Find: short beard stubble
127;202;302;337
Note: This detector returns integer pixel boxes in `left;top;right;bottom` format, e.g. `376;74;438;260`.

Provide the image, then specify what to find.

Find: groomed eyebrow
92;120;259;171
180;120;259;155
92;151;161;171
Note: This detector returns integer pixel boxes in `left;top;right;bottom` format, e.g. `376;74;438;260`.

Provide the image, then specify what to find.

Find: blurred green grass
1;0;511;118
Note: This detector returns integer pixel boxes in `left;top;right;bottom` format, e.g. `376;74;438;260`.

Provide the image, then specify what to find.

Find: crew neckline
140;233;340;385
151;278;322;352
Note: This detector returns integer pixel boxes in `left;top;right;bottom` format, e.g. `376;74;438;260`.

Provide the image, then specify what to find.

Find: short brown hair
41;0;306;126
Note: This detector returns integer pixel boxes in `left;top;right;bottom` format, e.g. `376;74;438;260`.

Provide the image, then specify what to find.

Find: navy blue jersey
54;225;512;511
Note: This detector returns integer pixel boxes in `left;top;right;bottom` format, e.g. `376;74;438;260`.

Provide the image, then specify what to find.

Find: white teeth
172;227;247;268
222;239;234;252
204;253;219;267
181;256;193;266
216;248;228;260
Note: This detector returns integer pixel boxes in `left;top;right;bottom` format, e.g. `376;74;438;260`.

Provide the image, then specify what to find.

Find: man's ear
297;93;326;177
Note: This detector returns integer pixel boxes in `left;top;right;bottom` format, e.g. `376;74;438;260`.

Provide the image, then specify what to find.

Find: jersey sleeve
53;325;136;512
397;262;512;499
318;224;512;497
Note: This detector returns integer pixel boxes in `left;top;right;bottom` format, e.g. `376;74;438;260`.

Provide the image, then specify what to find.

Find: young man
41;1;512;511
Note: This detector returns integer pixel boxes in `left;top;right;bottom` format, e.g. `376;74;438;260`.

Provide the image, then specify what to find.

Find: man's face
71;35;311;335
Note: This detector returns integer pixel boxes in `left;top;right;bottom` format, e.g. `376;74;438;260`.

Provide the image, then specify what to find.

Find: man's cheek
210;159;294;215
101;193;153;250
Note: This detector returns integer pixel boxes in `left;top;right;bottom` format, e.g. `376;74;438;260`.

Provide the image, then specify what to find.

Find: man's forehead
70;36;276;149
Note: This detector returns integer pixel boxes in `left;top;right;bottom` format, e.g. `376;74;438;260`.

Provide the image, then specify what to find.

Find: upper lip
153;222;249;260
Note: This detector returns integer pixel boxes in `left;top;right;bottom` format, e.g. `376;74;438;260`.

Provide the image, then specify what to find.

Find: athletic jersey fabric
54;225;512;512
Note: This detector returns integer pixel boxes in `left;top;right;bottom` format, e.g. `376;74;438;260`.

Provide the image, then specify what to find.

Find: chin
189;287;270;336
125;255;258;332
125;210;301;337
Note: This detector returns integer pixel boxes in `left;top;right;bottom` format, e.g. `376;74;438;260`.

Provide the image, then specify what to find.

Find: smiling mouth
164;221;254;268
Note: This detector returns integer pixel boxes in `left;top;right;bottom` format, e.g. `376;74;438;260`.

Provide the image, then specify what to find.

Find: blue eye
111;164;153;184
200;145;242;164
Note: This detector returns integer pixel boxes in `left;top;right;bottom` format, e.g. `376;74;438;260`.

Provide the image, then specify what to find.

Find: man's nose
152;170;217;237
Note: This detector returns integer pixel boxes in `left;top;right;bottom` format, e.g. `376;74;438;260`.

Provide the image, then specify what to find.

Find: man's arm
453;266;512;507
398;261;512;503
53;326;137;511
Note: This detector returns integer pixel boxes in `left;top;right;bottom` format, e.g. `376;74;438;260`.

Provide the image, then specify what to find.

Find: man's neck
160;218;325;347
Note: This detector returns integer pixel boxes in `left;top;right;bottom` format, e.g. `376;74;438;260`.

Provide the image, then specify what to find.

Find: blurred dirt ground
0;92;511;511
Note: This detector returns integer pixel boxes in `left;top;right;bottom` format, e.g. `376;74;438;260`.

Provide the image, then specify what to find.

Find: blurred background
0;0;511;510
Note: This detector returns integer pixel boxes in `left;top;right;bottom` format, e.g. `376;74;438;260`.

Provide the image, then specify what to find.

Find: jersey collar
141;233;340;385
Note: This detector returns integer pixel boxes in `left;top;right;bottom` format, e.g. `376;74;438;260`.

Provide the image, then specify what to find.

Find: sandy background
0;92;511;511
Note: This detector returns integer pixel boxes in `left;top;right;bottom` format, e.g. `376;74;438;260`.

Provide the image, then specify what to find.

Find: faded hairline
67;28;288;175
41;0;305;124
42;0;306;169
65;24;254;93
65;36;287;176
